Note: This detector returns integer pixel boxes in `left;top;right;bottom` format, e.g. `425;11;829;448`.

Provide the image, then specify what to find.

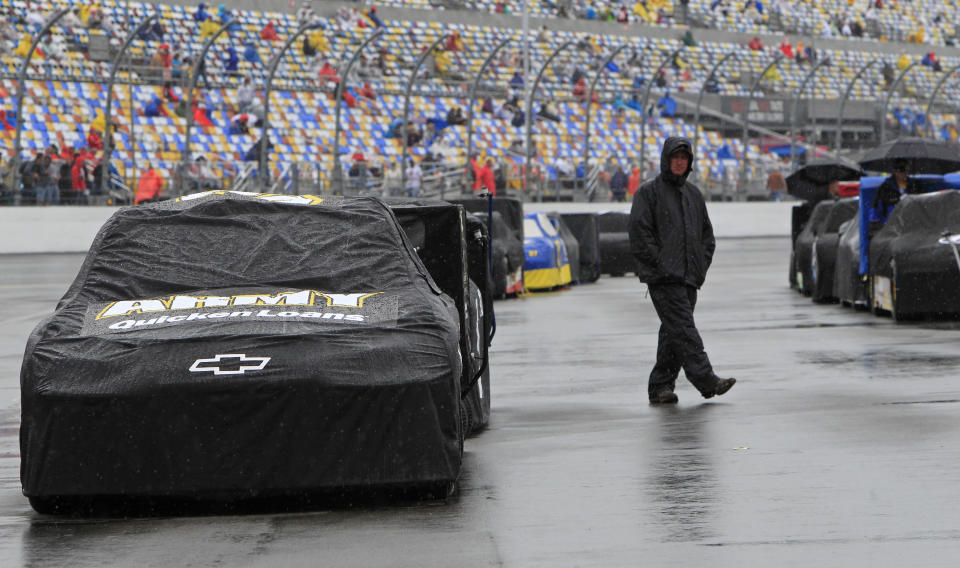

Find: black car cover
811;198;859;303
21;192;465;505
596;211;634;276
385;198;493;433
793;200;835;296
869;190;960;318
833;215;868;307
560;213;601;283
473;211;524;298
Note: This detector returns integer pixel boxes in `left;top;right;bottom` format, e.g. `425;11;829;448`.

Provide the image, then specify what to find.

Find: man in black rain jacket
628;137;736;404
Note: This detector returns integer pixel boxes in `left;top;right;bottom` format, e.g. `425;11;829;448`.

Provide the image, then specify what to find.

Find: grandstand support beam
261;22;329;191
101;15;159;198
183;20;238;170
835;58;880;152
789;59;830;169
583;45;628;176
639;46;685;183
525;40;574;201
331;29;384;192
402;34;453;191
922;63;960;139
693;52;737;158
738;53;784;198
465;37;513;190
879;61;920;144
11;7;69;205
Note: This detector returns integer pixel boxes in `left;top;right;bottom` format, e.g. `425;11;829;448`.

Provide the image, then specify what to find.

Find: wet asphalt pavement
2;239;960;566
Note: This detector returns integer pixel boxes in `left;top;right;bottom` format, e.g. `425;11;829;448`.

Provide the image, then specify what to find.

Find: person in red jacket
475;158;496;195
260;21;279;41
135;163;164;204
748;36;764;51
87;127;103;150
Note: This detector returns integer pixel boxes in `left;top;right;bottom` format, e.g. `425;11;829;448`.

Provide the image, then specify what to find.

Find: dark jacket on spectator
628;137;715;288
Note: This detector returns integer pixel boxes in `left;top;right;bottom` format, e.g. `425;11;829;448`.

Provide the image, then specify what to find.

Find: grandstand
1;0;958;204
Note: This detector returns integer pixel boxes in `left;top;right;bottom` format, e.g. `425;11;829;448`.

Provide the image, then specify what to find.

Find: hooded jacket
628;136;715;288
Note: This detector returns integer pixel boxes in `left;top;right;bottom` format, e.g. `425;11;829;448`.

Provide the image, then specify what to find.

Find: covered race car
596;211;634;277
385;198;493;434
560;212;601;283
546;212;581;284
793;200;835;296
834;215;868;308
523;211;571;290
810;197;859;303
869;190;960;320
449;197;524;298
21;191;477;513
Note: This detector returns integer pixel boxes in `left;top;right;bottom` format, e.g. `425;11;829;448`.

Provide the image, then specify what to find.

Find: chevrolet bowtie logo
189;354;271;376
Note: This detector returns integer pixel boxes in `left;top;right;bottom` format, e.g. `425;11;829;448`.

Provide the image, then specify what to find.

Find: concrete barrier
524;201;794;239
0;201;792;254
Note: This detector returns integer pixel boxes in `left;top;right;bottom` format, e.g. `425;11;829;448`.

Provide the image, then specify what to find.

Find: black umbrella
786;157;864;201
859;137;960;175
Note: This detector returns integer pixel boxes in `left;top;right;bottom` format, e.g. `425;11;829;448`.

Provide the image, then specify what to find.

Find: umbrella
786;156;865;201
859;137;960;175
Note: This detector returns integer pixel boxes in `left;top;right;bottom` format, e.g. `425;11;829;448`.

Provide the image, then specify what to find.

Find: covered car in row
21;191;488;513
449;197;524;297
523;212;571;290
596;211;635;277
559;213;601;283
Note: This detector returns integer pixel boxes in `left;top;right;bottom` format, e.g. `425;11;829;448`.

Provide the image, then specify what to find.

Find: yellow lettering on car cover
231;290;314;306
96;290;378;319
315;292;382;308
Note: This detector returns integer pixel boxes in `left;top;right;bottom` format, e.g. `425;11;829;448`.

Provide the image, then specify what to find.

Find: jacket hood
660;136;695;186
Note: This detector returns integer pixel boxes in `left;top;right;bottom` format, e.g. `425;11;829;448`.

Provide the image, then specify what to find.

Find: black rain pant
647;283;716;397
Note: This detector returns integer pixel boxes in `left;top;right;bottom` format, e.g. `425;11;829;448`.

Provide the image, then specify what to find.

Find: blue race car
523;212;571;290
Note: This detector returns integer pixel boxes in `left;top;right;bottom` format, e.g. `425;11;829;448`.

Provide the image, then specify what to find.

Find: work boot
703;377;736;399
649;390;679;405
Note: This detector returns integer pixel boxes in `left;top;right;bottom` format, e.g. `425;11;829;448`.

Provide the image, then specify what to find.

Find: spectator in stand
228;113;255;135
537;101;561;122
366;6;384;28
237;76;257;113
193;2;210;23
748;36;764;51
244;137;273;163
163;81;180;103
766;167;785;201
243;41;261;67
405;158;422;198
509;71;525;91
475;158;496;195
200;17;219;41
317;61;339;88
261;21;279;41
135;163;164;205
445;31;464;52
656;90;677;118
224;46;240;79
628;163;641;197
217;4;241;34
610;164;628;202
144;95;170;118
921;51;941;72
882;60;895;87
296;1;315;26
192;99;216;128
308;29;329;56
616;5;629;23
87;127;103;150
704;72;720;93
358;82;377;100
13;32;32;59
188;155;220;189
896;52;911;71
33;153;56;206
71;148;89;204
778;39;793;59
